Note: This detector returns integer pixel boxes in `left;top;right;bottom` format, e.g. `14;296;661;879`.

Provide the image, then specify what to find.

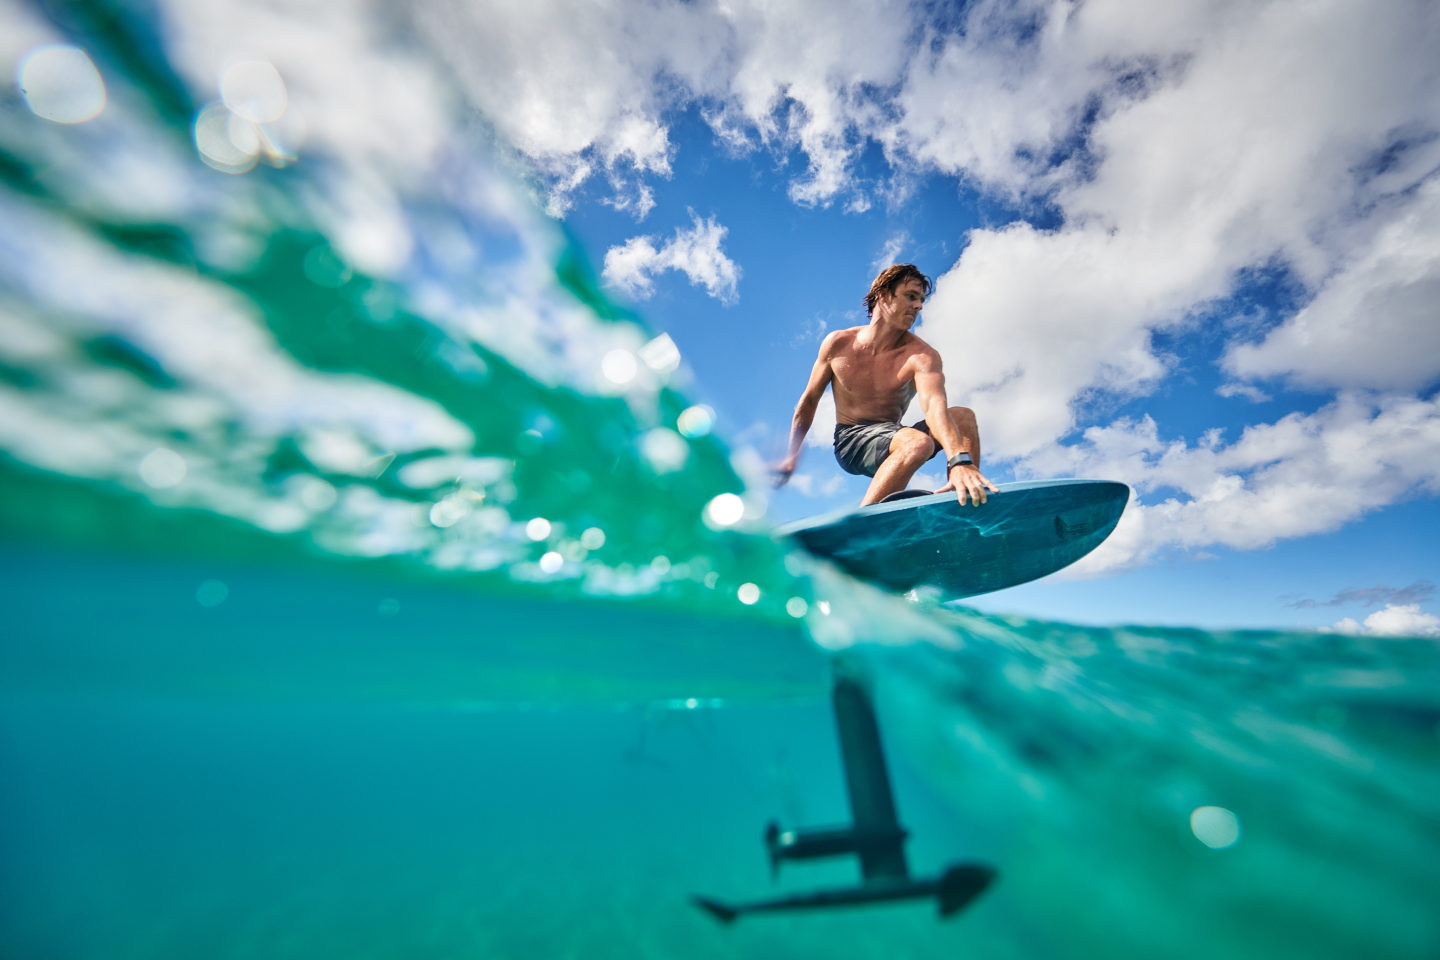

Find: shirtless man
772;264;997;507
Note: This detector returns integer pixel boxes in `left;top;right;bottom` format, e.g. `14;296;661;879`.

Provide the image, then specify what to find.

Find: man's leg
859;407;982;506
860;428;936;505
949;406;981;466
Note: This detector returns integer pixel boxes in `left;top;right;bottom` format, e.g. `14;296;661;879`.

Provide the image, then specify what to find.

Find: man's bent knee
949;405;977;428
888;428;936;466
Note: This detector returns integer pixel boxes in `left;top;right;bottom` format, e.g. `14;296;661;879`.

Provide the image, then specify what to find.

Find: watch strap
947;452;974;470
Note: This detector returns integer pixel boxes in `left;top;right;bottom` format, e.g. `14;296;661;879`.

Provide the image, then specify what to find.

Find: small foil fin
691;895;739;924
937;864;998;917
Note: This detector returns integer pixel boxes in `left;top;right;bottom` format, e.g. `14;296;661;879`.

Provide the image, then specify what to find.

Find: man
772;264;997;507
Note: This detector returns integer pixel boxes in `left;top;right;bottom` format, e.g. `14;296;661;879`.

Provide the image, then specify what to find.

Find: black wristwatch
947;452;974;470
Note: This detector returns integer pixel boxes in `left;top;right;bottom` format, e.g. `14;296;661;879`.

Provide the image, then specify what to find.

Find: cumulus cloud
414;0;915;211
872;232;909;271
1323;604;1440;638
603;214;741;304
804;391;837;448
1225;177;1440;392
1038;394;1440;573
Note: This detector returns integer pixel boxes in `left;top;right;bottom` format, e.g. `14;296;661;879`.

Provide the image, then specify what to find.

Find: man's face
879;278;926;328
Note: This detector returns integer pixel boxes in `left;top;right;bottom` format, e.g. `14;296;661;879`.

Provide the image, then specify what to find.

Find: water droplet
1190;806;1241;849
140;448;186;488
601;349;637;384
19;46;106;124
221;59;288;123
704;492;744;528
195;580;228;607
676;405;715;438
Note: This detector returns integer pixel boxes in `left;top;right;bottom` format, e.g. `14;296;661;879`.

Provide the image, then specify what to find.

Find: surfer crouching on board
771;264;998;507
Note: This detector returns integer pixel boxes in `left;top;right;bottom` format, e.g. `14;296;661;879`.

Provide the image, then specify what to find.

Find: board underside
779;479;1130;601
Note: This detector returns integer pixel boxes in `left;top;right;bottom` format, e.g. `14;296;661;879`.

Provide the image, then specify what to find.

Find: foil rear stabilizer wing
692;863;996;923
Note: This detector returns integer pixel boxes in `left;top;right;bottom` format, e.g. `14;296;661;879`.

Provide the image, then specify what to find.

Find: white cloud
1224;177;1440;392
1037;394;1440;573
1324;604;1440;638
1215;382;1272;403
804;391;837;448
603;213;741;304
872;231;909;271
412;0;915;211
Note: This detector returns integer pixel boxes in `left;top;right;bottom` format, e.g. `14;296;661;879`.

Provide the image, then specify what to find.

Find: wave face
1;4;1437;959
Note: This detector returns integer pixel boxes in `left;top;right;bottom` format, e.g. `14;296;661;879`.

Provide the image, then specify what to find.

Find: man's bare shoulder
818;327;864;358
902;332;944;370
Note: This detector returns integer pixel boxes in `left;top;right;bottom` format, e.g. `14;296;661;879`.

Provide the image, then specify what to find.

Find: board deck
777;479;1129;601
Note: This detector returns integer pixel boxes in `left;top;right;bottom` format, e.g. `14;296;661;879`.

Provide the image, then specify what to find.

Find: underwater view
2;1;1438;957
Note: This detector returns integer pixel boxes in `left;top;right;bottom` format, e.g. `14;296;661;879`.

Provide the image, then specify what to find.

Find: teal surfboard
777;479;1129;601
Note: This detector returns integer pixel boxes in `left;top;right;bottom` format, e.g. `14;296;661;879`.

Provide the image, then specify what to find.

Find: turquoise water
2;5;1438;957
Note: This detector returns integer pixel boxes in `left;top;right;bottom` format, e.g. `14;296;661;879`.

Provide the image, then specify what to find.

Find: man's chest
832;353;912;392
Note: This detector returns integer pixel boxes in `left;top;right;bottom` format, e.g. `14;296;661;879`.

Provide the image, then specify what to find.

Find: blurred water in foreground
1;2;1437;958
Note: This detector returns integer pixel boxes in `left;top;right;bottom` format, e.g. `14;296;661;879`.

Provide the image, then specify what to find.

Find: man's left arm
912;355;998;506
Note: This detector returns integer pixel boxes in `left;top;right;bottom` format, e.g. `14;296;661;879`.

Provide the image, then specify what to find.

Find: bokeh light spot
580;526;605;550
650;555;671;574
676;405;715;438
430;495;472;528
638;333;681;374
539;551;564;574
221;59;288;123
738;582;760;605
140;447;186;488
19;45;106;123
194;102;258;173
195;579;228;607
601;349;637;384
1190;806;1241;849
704;492;745;528
641;427;689;473
526;517;552;541
786;597;808;618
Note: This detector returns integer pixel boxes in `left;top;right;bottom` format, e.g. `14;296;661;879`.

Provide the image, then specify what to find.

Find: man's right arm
771;335;838;487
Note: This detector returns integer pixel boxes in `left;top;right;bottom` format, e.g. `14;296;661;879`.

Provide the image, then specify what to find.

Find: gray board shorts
833;420;939;477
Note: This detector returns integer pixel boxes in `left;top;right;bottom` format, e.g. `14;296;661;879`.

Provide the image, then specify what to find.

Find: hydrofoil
693;672;997;922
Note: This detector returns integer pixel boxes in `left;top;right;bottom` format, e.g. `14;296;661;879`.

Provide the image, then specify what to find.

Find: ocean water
1;3;1438;958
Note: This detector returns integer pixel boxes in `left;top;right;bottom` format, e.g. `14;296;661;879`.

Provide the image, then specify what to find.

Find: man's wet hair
864;263;933;317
